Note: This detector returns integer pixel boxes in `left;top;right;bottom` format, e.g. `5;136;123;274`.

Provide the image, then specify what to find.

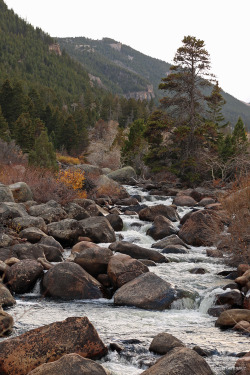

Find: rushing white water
2;185;249;374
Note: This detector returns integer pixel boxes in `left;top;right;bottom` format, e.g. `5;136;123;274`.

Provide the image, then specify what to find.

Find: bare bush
0;139;27;165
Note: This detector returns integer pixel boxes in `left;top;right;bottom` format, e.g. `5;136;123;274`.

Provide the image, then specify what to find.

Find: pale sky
4;0;250;103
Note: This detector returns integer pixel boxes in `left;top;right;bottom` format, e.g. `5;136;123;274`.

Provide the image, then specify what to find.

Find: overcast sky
4;0;250;103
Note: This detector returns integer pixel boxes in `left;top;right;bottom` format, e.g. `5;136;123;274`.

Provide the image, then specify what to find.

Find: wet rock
237;264;250;277
197;197;216;207
0;184;14;202
208;305;231;317
149;332;185;354
47;219;82;246
189;267;207;274
37;236;63;262
97;274;111;288
216;290;243;308
28;201;67;224
139;204;179;222
215;309;250;327
121;204;147;213
6;259;43;294
42;262;104;300
0;316;108;374
19;227;47;243
192;346;209;357
12;215;47;233
173;195;197;207
11;243;45;260
0;310;14;337
79;217;116;243
235;270;250;287
152;234;190;249
107;253;149;289
139;259;157;267
27;353;107;375
74;246;113;277
109;343;124;353
72;241;98;254
206;249;224;258
106;214;123;231
161;245;188;254
37;257;53;270
9;182;33;202
141;347;213;375
146;215;178;240
63;202;90;220
115;197;139;206
0;283;16;307
233;320;250;333
109;241;166;263
222;282;239;290
179;210;224;246
235;352;250;375
114;272;176;310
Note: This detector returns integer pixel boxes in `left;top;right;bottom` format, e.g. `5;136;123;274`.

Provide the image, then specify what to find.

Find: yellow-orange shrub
57;169;87;199
56;153;80;165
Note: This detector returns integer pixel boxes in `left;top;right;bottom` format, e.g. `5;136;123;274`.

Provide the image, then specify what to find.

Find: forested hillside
0;0;151;158
58;36;250;130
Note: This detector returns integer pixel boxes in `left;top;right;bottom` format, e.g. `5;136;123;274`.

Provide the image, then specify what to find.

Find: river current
2;185;249;374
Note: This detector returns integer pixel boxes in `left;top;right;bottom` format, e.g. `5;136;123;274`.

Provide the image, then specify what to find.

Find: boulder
161;245;188;254
94;175;129;200
47;219;82;246
6;259;43;294
235;352;250;375
0;183;14;202
173;195;197;206
114;272;176;310
0;247;14;261
71;163;101;175
208;305;231;317
64;202;90;220
141;347;213;375
0;233;13;247
0;310;14;337
72;241;97;254
9;182;33;202
237;264;250;277
178;209;224;246
106;214;123;231
139;204;179;222
216;290;243;307
42;262;104;300
115;197;139;206
12;215;47;233
0;316;107;375
74;246;113;277
109;241;166;263
152;234;190;249
27;353;107;375
11;243;45;260
28;201;67;224
19;227;47;243
206;249;223;258
0;283;16;307
197;197;216;207
38;236;63;262
215;309;250;327
149;332;185;354
79;217;116;243
0;202;28;220
107;253;149;289
233;320;250;333
107;166;136;183
146;215;178;240
235;269;250;287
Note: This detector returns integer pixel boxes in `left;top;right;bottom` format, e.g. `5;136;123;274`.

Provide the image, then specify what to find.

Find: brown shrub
219;177;250;265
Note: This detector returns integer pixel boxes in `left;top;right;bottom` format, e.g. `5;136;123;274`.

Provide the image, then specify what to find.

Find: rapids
2;185;249;374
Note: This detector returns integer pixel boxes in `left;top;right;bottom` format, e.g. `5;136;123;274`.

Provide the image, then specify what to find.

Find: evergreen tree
0;105;10;142
205;81;228;128
59;114;78;154
29;129;58;170
13;112;36;153
232;117;247;145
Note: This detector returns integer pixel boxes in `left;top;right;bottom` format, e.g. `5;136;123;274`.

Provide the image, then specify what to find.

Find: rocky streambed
0;181;249;374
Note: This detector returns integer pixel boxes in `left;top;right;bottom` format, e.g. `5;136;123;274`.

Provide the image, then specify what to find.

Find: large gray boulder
6;259;44;294
9;182;33;202
64;202;90;220
139;204;179;222
28;201;67;224
0;202;28;220
74;246;113;277
146;215;178;240
0;184;14;202
47;219;82;246
94;174;129;199
19;227;47;243
107;166;136;184
79;217;116;243
107;253;149;289
109;241;166;263
12;215;47;233
114;272;176;310
152;234;190;249
141;347;213;375
27;353;107;375
42;262;104;300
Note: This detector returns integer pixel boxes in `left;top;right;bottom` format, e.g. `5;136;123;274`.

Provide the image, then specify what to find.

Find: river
2;185;249;374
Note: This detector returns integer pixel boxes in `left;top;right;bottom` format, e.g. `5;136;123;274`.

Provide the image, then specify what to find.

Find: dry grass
56;153;81;165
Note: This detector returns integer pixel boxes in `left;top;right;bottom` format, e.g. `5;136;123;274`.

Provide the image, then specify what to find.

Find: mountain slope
57;36;250;130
